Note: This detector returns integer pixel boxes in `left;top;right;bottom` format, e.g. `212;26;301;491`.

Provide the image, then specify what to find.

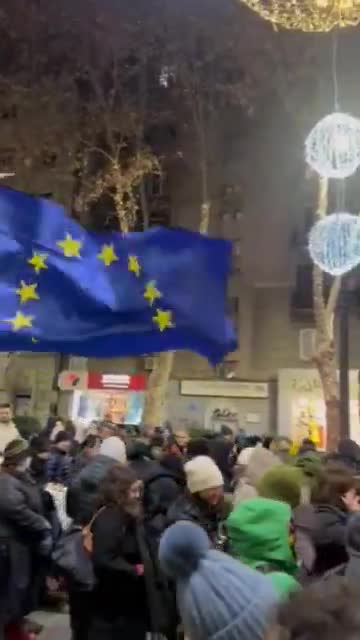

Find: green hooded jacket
227;497;298;597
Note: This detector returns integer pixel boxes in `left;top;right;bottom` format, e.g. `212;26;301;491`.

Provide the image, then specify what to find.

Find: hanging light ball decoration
305;113;360;180
309;212;360;276
238;0;360;31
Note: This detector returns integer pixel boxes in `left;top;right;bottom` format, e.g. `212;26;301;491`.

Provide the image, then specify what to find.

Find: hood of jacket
246;447;281;487
227;497;297;575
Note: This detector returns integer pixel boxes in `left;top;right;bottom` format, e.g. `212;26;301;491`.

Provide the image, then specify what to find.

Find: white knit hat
236;447;255;467
185;455;223;494
100;436;127;465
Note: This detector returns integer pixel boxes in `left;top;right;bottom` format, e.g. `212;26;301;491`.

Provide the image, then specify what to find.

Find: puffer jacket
233;447;280;506
66;454;116;526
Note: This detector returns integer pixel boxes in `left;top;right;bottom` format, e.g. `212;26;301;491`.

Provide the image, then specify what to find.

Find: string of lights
307;30;360;276
238;0;360;32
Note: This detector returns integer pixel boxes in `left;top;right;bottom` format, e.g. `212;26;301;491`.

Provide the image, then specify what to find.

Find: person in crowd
230;430;248;465
233;446;280;506
45;432;73;486
257;464;306;509
149;434;165;461
89;465;172;640
275;577;360;640
167;430;189;459
64;419;76;439
128;441;183;540
269;437;292;464
67;435;127;526
161;452;186;485
66;436;128;640
341;511;360;580
167;455;226;547
262;436;275;450
71;434;101;476
303;465;360;577
0;439;52;640
326;438;360;474
0;403;20;457
159;520;279;640
187;438;210;460
227;497;298;597
295;450;323;485
28;436;61;545
208;427;234;491
43;417;65;443
29;435;50;486
298;438;317;456
97;420;119;442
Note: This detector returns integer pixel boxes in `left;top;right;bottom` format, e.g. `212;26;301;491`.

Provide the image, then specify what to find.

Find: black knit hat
3;438;30;465
54;431;72;445
30;434;50;455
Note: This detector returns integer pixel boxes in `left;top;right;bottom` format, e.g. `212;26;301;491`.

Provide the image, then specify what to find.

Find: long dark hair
97;464;137;509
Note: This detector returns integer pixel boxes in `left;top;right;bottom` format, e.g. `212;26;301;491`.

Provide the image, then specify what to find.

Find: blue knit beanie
159;521;279;640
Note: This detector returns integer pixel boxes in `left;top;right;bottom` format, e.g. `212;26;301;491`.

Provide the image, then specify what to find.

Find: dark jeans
88;616;147;640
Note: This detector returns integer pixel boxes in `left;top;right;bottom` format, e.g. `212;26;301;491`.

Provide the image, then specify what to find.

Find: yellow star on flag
28;252;48;274
144;281;162;306
97;244;118;267
128;255;141;277
153;308;174;332
57;233;82;258
16;281;39;304
5;311;33;332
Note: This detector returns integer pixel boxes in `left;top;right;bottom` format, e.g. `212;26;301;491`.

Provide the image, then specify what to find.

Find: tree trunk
142;351;174;428
312;177;341;451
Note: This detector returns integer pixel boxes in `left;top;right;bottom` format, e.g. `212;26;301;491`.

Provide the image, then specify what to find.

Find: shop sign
58;370;87;391
87;373;146;391
58;371;146;392
181;379;268;399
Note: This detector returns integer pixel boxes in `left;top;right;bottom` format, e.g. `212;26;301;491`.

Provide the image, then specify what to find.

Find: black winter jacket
167;493;225;547
0;470;49;541
91;506;172;633
311;504;348;576
66;454;116;526
0;470;50;623
131;460;183;521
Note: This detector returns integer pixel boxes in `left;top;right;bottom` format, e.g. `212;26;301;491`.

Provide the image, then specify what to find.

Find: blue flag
0;187;236;363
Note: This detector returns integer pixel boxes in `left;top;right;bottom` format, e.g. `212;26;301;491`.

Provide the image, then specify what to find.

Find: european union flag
0;187;236;363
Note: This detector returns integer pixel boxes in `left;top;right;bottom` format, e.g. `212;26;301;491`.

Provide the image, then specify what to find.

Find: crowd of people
1;403;360;640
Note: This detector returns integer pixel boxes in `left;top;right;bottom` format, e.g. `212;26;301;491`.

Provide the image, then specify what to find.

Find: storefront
58;370;146;426
165;379;271;434
278;368;360;449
